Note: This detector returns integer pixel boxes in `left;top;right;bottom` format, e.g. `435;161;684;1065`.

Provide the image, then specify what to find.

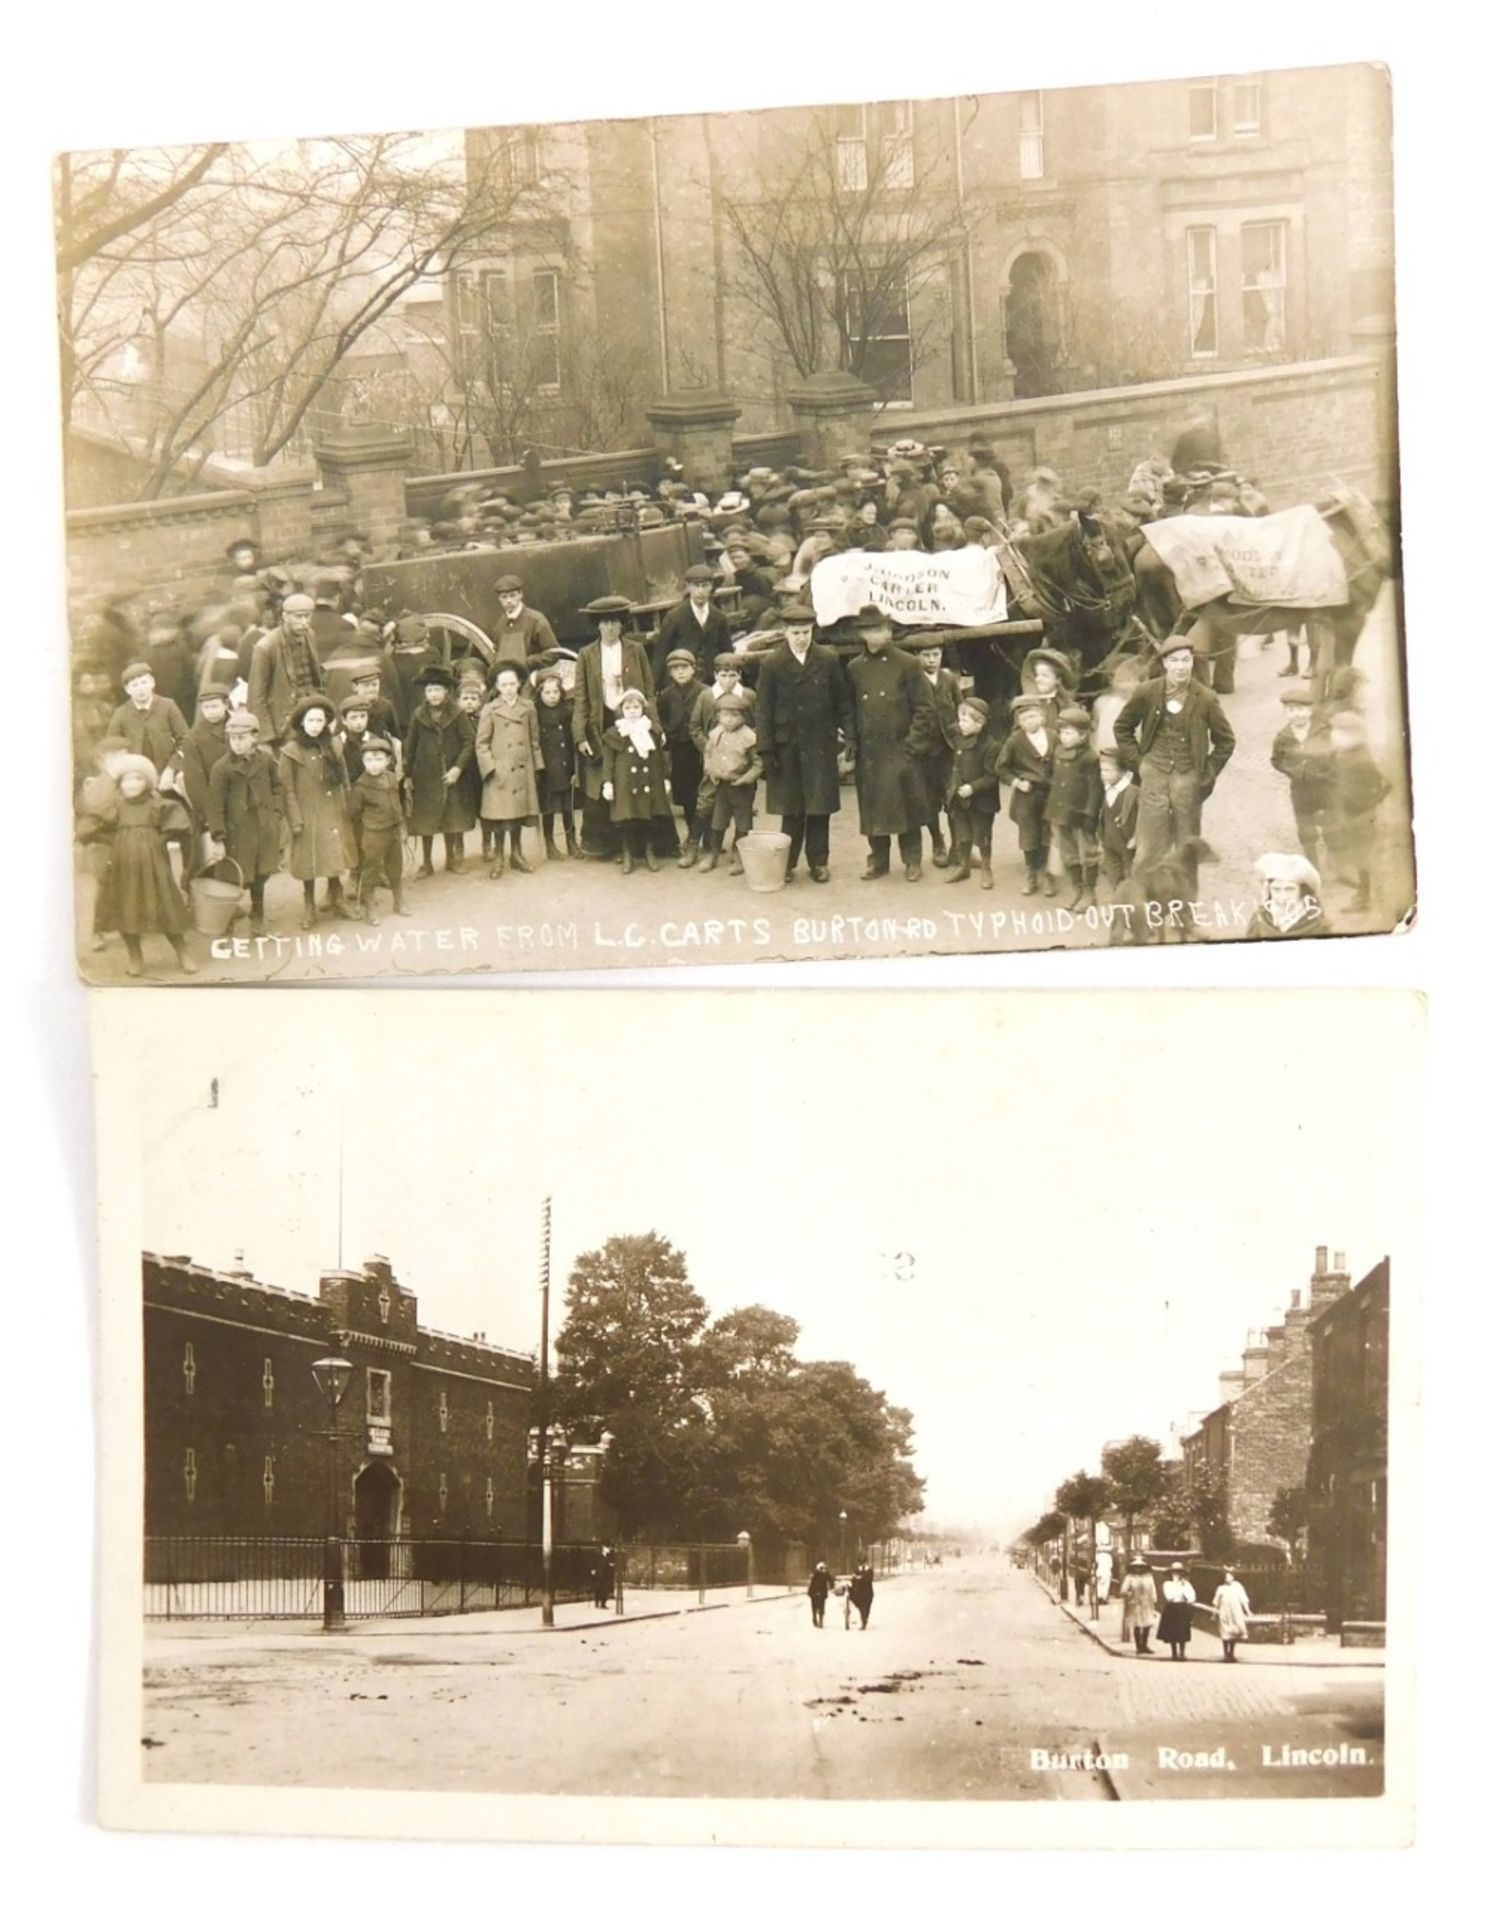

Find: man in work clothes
753;599;851;883
845;605;937;882
1111;635;1235;877
247;591;325;747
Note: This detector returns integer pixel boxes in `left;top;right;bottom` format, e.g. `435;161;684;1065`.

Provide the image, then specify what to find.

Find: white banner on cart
810;545;1008;628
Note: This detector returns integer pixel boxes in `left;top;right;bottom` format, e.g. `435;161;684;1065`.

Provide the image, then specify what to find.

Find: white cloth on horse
1142;506;1350;611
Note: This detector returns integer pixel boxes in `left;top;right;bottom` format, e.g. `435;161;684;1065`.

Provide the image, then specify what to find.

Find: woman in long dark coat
848;1562;875;1630
402;664;477;875
844;609;937;880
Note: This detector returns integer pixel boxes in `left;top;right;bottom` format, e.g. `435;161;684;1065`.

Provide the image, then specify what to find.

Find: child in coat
345;736;412;924
402;664;477;876
94;753;197;975
943;697;1000;888
278;693;355;929
476;664;544;878
76;732;131;952
689;652;755;856
205;708;283;931
915;640;963;866
1323;710;1391;913
657;648;707;865
1097;747;1139;892
170;688;231;866
1270;687;1335;873
532;667;579;860
699;691;762;874
1045;705;1103;909
601;687;673;873
995;695;1056;896
456;676;490;855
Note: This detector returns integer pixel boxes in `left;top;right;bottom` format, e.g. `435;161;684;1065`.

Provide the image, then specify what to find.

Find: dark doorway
1005;252;1062;398
354;1462;399;1577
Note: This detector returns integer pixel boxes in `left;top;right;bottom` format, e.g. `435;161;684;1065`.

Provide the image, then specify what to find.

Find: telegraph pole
538;1196;554;1628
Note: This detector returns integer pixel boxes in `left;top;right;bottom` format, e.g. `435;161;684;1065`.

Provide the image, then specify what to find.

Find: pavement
78;584;1412;983
139;1552;1385;1802
1032;1575;1386;1669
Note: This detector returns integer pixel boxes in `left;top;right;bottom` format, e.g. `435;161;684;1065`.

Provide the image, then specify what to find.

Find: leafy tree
698;1306;801;1386
1100;1436;1170;1544
1054;1471;1114;1529
553;1233;709;1540
1024;1511;1065;1547
1268;1485;1310;1564
1150;1459;1233;1557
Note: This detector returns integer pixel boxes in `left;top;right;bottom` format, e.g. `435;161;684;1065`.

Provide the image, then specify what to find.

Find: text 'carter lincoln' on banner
809;546;1010;628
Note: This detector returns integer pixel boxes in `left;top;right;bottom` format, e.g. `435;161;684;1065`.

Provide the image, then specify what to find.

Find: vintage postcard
60;61;1410;985
95;987;1419;1845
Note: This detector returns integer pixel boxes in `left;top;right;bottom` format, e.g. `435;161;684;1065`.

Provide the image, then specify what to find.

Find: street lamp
839;1510;848;1573
737;1529;753;1600
311;1352;355;1632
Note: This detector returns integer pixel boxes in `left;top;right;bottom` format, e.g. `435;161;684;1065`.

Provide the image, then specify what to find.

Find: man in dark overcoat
247;592;325;747
753;599;851;883
650;564;732;683
490;575;559;678
1112;635;1236;878
572;596;655;858
845;606;938;881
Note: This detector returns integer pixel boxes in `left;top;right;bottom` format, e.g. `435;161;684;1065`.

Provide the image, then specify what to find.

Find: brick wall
1225;1352;1315;1546
870;354;1395;511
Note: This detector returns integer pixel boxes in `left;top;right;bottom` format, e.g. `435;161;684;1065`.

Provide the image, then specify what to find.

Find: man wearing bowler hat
247;590;325;747
651;563;732;683
754;599;851;883
573;596;654;858
1112;634;1235;879
845;605;937;882
491;574;559;678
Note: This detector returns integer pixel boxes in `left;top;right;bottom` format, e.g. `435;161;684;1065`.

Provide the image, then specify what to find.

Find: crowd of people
71;414;1395;970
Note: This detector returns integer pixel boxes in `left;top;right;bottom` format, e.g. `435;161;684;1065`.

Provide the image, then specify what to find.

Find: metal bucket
738;829;792;893
189;857;246;936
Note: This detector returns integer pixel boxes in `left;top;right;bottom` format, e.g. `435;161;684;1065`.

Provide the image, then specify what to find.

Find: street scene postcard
59;61;1412;984
95;988;1419;1846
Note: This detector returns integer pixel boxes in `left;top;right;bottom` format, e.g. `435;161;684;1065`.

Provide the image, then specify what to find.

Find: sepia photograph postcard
94;986;1420;1846
59;59;1411;986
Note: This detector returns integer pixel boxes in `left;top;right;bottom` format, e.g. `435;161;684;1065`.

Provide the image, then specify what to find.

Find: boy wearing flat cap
996;694;1057;895
110;661;188;774
205;709;283;933
652;563;731;683
698;691;762;875
657;648;707;865
944;697;1000;887
1046;705;1103;911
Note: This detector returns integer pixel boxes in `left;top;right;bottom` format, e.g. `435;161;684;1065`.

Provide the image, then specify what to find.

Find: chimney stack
1283;1289;1313;1356
1218;1369;1246;1403
1265;1324;1287;1370
1315;1246;1328;1276
1241;1334;1271;1383
363;1254;394;1283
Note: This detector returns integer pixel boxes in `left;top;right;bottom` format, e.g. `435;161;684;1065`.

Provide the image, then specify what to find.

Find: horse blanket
1142;506;1350;611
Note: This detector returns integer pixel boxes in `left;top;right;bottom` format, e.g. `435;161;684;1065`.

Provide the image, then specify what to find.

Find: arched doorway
1005;251;1063;398
353;1461;401;1577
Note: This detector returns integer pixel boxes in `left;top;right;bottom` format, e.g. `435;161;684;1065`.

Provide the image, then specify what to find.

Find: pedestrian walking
1157;1563;1197;1661
849;1561;875;1630
808;1562;831;1629
1119;1558;1158;1655
1213;1567;1251;1661
592;1547;616;1610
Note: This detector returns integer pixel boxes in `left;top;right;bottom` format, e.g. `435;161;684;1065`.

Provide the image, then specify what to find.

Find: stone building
1181;1246;1361;1550
144;1250;540;1545
453;63;1393;441
1306;1257;1390;1627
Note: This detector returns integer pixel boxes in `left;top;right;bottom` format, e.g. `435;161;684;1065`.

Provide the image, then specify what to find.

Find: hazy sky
108;989;1421;1540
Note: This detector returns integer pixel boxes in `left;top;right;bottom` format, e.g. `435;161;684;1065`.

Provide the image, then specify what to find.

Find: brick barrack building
144;1251;611;1546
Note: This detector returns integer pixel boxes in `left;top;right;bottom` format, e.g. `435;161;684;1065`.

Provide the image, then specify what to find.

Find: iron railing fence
144;1535;599;1621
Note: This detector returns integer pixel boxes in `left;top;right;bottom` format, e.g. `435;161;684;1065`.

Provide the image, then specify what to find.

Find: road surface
141;1553;1384;1801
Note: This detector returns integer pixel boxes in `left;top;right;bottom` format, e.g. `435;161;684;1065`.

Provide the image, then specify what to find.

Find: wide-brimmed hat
413;664;455;690
583;594;633;620
1024;647;1075;684
852;603;893;631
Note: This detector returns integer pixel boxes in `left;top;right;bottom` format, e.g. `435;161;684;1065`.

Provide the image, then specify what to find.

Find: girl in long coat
995;696;1057;895
402;665;477;875
533;668;579;859
1119;1559;1159;1656
93;754;197;976
1213;1570;1251;1661
205;709;283;930
601;687;673;873
278;693;355;928
1156;1564;1196;1660
476;665;543;878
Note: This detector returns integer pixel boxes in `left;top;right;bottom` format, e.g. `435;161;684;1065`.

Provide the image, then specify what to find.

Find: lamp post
839;1510;848;1573
737;1529;753;1600
311;1352;355;1632
537;1197;555;1627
